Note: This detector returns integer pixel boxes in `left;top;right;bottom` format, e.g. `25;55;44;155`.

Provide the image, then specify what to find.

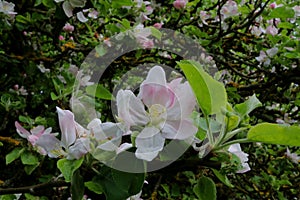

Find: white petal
135;127;165;161
62;1;73;17
56;107;77;148
15;121;30;138
76;11;88;23
116;90;149;126
162;119;197;140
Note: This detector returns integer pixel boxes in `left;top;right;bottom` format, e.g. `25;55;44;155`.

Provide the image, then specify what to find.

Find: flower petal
15;121;30;138
162;119;197;140
167;80;196;119
62;1;73;17
56;107;77;148
138;66;175;107
135;126;165;161
35;134;62;158
116;90;149;126
67;138;89;159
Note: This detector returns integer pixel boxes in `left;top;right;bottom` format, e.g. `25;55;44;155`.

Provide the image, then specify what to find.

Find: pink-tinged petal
116;90;149;126
15;121;30;138
35;134;61;158
138;66;175;107
56;107;77;148
140;84;175;108
162;119;197;140
30;125;45;136
28;135;40;146
135;127;165;161
67;138;89;160
138;66;176;107
167;80;196;119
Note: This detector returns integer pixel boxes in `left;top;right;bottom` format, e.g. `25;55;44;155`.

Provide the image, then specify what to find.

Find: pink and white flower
15;121;57;155
63;23;74;33
220;0;239;19
116;66;197;161
173;0;188;10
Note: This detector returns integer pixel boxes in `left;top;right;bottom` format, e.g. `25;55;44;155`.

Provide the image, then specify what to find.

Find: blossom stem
205;115;214;145
214;138;250;150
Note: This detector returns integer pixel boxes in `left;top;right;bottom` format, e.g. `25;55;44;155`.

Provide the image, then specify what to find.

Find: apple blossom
220;0;239;19
116;66;197;161
266;25;278;36
63;23;74;33
15;121;57;155
153;22;163;29
286;148;300;164
0;0;17;16
255;47;278;66
173;0;188;10
228;143;250;173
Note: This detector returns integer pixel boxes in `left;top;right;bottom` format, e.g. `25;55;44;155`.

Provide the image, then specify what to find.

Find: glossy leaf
234;94;262;118
268;6;295;20
71;170;84;200
248;123;300;146
177;60;227;115
193;175;217;200
57;157;84;182
6;147;25;165
86;84;113;100
21;151;39;165
84;181;103;194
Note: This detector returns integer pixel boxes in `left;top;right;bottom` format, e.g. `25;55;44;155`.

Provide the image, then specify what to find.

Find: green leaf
21;151;39;165
0;141;3;146
248;123;300;146
112;0;133;8
150;26;162;39
234;94;262;118
277;22;294;29
85;181;103;194
50;92;59;100
93;152;146;200
95;45;107;57
57;158;84;182
42;0;55;7
193;176;217;200
71;170;84;200
24;162;40;175
0;195;20;200
85;84;113;100
268;6;295;20
212;169;234;188
177;60;227;115
6;147;25;165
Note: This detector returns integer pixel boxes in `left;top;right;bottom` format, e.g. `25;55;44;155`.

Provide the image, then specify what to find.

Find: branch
0;180;69;195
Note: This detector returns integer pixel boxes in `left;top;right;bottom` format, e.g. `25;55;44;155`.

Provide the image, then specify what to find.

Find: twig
0;180;69;195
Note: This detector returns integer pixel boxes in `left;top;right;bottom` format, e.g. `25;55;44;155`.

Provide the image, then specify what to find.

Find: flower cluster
15;66;251;174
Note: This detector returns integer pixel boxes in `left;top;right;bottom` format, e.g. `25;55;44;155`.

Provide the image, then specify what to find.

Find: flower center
148;104;167;129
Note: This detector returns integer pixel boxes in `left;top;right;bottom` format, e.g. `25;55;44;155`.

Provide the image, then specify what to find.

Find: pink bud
173;0;187;9
153;22;163;29
63;23;74;33
270;2;276;9
59;35;65;41
13;84;19;90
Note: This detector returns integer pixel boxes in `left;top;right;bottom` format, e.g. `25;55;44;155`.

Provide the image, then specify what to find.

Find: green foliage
193;176;217;200
93;166;145;200
177;60;227;116
57;158;84;182
5;147;25;165
248;123;300;146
